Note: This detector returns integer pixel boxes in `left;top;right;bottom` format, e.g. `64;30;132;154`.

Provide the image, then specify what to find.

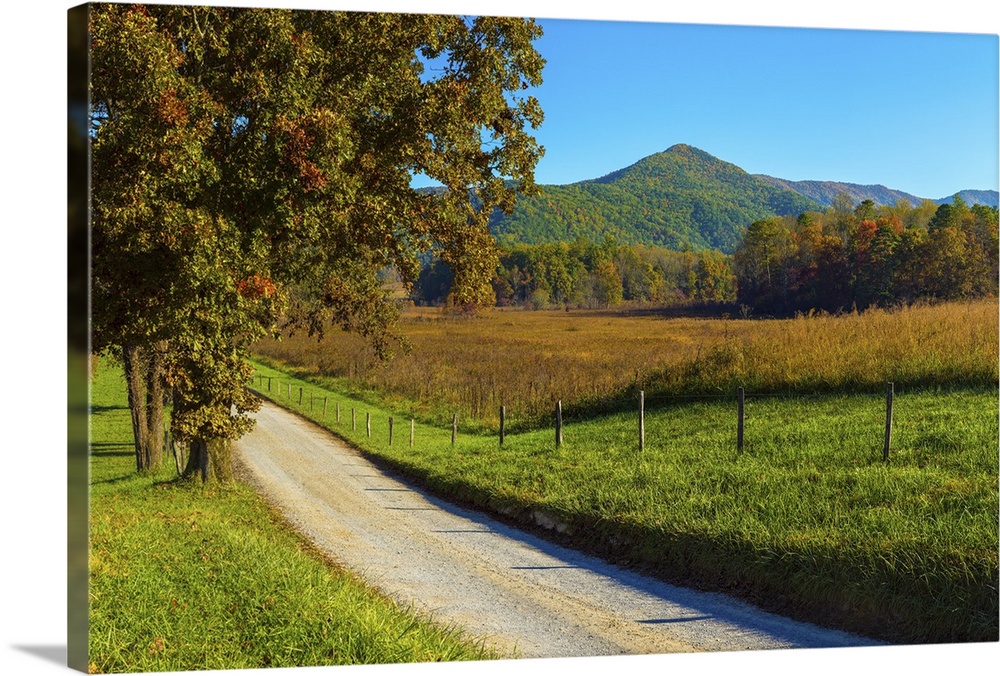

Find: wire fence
248;371;994;465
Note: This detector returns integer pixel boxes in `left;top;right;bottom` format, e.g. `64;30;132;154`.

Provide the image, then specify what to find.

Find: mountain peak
663;142;711;155
495;144;820;252
586;144;731;186
489;144;998;254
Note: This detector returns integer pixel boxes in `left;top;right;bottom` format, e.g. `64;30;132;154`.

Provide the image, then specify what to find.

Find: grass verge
88;363;501;673
250;358;999;646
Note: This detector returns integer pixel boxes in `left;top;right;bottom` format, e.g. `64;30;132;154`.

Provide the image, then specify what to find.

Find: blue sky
522;20;997;198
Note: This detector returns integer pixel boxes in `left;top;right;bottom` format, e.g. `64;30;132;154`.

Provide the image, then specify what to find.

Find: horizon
510;141;1000;202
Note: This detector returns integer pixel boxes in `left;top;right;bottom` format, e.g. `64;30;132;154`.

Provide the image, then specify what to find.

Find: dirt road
233;401;883;659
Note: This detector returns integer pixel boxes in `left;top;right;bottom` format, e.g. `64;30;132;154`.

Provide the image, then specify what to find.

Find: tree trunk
122;343;167;472
122;345;150;472
183;437;234;483
144;342;166;469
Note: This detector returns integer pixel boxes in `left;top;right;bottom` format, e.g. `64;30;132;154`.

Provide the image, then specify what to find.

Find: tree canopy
89;4;545;478
733;193;999;315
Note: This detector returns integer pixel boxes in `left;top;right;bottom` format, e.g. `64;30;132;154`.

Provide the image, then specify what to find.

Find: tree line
414;237;736;309
414;194;998;313
733;195;999;316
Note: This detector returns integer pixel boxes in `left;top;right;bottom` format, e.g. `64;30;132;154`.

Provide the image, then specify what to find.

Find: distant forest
413;194;999;316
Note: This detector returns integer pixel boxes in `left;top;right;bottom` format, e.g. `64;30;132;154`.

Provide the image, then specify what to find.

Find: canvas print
68;1;999;674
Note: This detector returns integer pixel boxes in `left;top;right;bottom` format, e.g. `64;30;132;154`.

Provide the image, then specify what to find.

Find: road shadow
90;442;133;457
90;404;128;413
381;471;886;651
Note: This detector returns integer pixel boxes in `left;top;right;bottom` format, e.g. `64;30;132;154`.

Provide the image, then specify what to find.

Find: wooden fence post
499;405;506;447
452;414;458;446
737;387;745;453
337;401;341;424
323;397;328;418
366;412;371;438
309;392;313;411
389;416;394;446
556;400;563;447
638;390;645;452
410;418;415;447
351;407;356;431
267;376;271;392
298;387;303;405
884;382;894;463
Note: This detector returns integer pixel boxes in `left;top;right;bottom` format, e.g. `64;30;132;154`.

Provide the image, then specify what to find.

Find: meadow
250;299;999;644
87;363;500;673
253;299;998;430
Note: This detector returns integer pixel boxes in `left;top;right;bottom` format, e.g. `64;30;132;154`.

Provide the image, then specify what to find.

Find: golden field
253;300;999;427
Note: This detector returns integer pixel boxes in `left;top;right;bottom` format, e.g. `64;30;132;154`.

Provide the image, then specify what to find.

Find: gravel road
233;400;883;659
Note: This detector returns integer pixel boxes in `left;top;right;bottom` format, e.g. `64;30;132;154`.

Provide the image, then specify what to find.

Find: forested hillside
755;176;999;209
416;144;998;313
489;144;820;253
415;194;998;315
936;190;999;207
755;177;925;209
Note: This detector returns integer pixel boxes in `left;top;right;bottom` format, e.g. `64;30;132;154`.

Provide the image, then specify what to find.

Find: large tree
90;4;545;480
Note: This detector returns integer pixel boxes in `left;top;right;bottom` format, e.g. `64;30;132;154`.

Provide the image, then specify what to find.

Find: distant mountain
934;190;999;207
755;176;999;209
482;144;997;253
489;144;820;253
753;177;924;208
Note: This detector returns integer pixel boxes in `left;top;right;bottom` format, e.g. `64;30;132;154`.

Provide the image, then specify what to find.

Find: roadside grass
88;364;501;674
249;359;999;645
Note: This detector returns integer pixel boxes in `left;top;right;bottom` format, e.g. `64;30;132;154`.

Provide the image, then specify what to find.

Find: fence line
249;373;906;459
737;386;745;453
884;383;894;463
638;391;644;452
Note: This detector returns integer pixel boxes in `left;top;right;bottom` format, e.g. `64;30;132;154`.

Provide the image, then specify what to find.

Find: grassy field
88;363;501;673
249;300;999;645
254;299;998;430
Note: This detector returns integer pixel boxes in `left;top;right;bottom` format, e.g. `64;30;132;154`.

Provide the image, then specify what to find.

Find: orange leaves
275;113;335;192
880;214;904;236
236;274;277;300
856;219;878;247
297;160;328;192
158;87;189;127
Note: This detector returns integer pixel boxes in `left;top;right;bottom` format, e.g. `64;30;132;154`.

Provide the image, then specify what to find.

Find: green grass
250;359;999;645
88;363;501;674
